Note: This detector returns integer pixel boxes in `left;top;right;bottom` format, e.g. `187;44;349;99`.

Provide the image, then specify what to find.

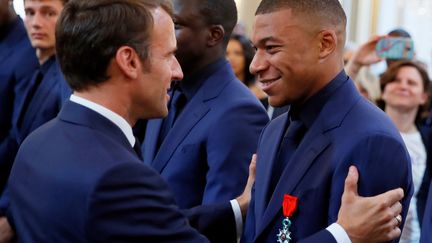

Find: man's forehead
252;11;298;44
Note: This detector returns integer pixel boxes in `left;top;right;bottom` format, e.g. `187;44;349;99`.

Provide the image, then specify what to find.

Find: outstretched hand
337;166;404;243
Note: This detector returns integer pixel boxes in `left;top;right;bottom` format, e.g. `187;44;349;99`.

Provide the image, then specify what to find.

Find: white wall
13;1;25;18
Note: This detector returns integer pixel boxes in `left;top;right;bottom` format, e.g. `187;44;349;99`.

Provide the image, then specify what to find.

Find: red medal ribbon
282;194;298;217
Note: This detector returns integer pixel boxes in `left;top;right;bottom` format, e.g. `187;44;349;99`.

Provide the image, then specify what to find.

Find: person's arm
298;166;404;243
345;36;384;80
336;166;404;243
87;162;208;242
184;154;257;243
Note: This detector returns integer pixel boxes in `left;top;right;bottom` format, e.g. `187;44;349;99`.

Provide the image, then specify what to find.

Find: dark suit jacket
8;101;210;242
420;179;432;243
0;17;38;142
419;127;432;243
243;78;413;242
143;61;269;208
0;59;70;199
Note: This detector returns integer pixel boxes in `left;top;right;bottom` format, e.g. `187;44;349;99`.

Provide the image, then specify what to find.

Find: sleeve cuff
230;199;243;242
326;223;352;243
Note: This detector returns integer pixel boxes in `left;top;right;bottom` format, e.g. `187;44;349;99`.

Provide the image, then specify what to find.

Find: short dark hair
23;0;70;5
229;34;255;86
198;0;237;45
255;0;346;28
56;0;172;91
379;60;430;123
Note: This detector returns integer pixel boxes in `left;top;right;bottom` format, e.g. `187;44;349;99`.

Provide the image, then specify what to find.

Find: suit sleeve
86;162;208;243
182;201;237;243
204;102;268;203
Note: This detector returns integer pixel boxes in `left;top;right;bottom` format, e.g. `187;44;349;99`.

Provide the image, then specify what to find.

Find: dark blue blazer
143;61;269;208
0;59;70;196
420;179;432;243
0;17;38;142
243;79;413;242
8;101;209;242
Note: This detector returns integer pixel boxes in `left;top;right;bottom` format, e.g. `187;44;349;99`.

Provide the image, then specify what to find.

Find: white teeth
261;80;274;87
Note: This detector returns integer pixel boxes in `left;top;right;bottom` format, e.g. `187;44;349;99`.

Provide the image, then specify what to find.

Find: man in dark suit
0;0;39;189
243;0;413;242
142;0;269;213
0;0;37;143
7;0;210;241
0;0;71;215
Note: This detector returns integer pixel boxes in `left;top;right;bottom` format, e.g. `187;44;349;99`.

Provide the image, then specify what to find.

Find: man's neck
74;88;135;127
36;48;55;65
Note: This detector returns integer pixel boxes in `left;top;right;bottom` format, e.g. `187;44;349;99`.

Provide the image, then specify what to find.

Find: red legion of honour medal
277;194;298;243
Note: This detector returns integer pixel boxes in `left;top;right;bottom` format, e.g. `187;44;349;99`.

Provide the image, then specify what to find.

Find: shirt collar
69;94;135;147
290;70;348;128
179;58;227;101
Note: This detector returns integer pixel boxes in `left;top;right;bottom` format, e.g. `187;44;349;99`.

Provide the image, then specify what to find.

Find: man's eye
266;45;279;53
174;23;182;30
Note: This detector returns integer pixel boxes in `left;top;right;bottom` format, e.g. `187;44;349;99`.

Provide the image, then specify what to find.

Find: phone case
375;37;414;60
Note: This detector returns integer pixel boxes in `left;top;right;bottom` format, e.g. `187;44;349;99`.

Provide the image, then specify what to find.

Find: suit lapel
257;127;331;236
20;65;59;135
151;96;210;172
143;118;163;164
254;113;288;226
150;61;233;173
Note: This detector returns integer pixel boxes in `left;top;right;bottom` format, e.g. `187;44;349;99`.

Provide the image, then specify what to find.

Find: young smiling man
243;0;413;242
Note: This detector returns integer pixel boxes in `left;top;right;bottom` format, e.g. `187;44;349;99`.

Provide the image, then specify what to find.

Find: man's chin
268;97;289;108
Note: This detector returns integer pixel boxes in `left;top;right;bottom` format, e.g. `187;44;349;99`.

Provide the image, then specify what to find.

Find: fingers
390;201;402;217
377;188;404;207
246;154;256;185
385;226;402;241
343;166;359;198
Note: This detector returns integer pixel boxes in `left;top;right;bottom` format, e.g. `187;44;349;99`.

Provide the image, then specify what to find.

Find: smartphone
375;37;414;60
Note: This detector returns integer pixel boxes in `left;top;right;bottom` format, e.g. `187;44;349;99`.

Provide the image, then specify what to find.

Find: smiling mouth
260;77;281;88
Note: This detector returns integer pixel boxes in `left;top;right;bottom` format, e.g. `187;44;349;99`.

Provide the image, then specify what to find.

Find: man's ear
207;25;225;47
318;30;337;61
115;46;140;80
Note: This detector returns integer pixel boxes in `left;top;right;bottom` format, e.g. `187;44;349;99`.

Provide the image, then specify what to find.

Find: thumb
343;166;359;198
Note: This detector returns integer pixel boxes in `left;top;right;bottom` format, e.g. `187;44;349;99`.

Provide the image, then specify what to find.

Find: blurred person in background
227;34;267;106
0;0;38;146
378;60;431;243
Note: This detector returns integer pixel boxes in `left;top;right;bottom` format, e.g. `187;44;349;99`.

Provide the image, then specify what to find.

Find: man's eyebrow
254;36;281;47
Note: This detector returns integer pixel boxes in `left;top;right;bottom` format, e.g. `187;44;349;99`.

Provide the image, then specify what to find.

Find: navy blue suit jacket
0;17;38;142
143;61;269;208
420;180;432;243
0;59;70;197
243;78;413;242
8;101;210;242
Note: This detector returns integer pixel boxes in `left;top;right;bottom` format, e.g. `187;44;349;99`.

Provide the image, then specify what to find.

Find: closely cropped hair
256;0;346;27
379;60;431;123
229;34;255;86
56;0;172;91
24;0;70;5
199;0;237;45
